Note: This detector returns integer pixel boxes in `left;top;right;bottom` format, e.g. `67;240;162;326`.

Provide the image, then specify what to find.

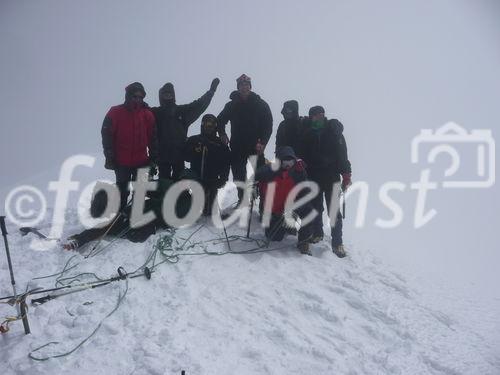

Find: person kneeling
255;146;313;255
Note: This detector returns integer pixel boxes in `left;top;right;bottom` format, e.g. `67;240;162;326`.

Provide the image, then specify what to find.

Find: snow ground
1;202;499;375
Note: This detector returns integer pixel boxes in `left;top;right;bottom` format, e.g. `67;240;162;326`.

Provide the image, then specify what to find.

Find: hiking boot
298;242;312;256
309;235;323;244
332;244;346;258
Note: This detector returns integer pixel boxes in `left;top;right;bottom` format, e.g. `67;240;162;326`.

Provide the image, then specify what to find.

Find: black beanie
236;74;252;89
159;82;176;102
125;82;146;100
202;114;217;124
201;114;217;135
309;105;325;117
281;100;299;118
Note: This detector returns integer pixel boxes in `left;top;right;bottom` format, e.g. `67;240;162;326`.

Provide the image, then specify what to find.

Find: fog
1;0;499;308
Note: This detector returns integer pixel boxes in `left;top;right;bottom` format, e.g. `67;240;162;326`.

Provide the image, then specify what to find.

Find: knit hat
125;82;146;100
281;100;299;118
236;74;252;88
308;105;325;118
202;114;217;124
201;114;217;135
276;146;297;161
159;82;176;102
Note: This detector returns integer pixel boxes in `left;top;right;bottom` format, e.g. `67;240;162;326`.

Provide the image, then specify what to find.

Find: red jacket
102;104;157;167
259;169;298;215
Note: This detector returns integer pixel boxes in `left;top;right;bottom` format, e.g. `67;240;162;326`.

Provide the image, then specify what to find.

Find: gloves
210;78;220;92
294;159;306;173
149;162;158;178
220;133;229;145
255;139;265;154
341;173;352;191
105;159;116;170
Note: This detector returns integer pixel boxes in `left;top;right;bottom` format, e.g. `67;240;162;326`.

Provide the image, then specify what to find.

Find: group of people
97;74;352;257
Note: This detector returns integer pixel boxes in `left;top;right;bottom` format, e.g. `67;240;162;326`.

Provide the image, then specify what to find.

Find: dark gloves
341;173;352;191
210;78;220;92
220;133;229;145
294;159;306;173
105;159;116;170
149;161;158;179
255;138;265;154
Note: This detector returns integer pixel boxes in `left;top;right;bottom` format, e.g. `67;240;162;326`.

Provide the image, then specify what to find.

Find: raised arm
181;78;220;126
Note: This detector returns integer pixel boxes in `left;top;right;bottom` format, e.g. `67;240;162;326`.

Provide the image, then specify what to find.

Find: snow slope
1;207;499;375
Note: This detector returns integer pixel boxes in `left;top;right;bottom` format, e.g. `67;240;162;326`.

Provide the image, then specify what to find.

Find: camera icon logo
411;122;495;188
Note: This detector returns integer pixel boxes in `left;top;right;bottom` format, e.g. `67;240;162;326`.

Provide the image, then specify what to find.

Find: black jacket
151;90;214;164
184;134;230;183
217;91;273;156
275;117;305;157
300;118;351;182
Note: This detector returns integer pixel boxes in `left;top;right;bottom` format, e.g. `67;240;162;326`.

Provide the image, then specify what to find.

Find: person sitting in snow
255;146;313;255
62;178;193;251
184;114;230;216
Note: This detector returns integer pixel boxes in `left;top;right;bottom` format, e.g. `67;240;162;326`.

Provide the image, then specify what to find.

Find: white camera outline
411;122;495;188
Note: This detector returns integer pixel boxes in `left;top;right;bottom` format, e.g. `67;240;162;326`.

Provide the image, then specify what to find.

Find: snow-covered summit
0;207;498;374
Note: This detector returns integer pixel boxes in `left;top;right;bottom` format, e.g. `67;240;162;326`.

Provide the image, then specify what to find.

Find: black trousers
158;160;185;180
310;176;343;247
114;166;140;211
264;207;313;244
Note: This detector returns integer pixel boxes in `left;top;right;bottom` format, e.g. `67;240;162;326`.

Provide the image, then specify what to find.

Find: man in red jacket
101;82;158;210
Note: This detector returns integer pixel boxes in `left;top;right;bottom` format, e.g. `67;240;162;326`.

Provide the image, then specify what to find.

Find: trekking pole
246;185;256;238
30;266;152;306
342;191;346;219
216;199;232;252
201;145;207;181
0;265;150;302
0;216;30;334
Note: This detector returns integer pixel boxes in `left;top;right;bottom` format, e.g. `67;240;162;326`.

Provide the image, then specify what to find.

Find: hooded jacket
183;132;230;183
151;87;215;164
101;87;158;168
300;118;351;182
217;91;273;156
275;100;304;156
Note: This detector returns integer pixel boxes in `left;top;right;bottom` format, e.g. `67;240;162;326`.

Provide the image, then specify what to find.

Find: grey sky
1;1;499;299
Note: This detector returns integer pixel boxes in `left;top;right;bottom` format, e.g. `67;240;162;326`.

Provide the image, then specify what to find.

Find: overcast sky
1;0;499;299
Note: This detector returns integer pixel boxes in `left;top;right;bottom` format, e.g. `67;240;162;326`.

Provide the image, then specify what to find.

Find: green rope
28;280;128;361
25;219;307;362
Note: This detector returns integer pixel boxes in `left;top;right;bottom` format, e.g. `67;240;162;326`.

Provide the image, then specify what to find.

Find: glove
255;139;265;154
341;173;352;191
105;159;116;170
149;162;158;178
294;159;306;173
220;133;229;145
210;78;220;92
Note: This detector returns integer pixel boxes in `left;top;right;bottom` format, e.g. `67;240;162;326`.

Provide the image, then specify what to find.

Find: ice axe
19;227;48;240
